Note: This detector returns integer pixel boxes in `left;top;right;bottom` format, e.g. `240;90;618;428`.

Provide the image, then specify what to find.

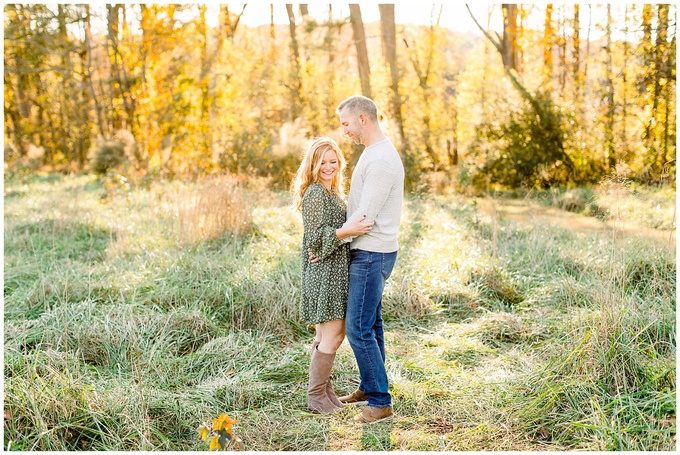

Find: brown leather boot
338;389;368;405
310;341;343;408
307;348;343;413
352;405;394;424
325;377;344;409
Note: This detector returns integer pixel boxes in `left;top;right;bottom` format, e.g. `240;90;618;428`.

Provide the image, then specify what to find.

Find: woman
291;137;373;413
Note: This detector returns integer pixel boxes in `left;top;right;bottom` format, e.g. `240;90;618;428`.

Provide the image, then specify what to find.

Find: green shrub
470;92;575;189
89;140;127;175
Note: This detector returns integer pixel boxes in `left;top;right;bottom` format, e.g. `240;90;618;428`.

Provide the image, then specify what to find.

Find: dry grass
3;174;675;451
173;174;253;243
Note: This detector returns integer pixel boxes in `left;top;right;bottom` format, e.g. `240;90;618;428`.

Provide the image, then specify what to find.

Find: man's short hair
336;95;378;122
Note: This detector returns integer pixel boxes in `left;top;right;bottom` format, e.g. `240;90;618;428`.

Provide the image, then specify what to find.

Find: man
314;94;404;424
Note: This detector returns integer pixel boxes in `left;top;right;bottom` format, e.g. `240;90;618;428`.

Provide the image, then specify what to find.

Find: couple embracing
290;95;404;424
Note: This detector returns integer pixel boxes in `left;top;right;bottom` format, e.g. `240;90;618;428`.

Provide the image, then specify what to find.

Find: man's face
339;107;363;145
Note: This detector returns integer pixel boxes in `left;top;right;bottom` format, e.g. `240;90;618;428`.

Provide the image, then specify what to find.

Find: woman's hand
308;216;375;264
346;215;374;237
336;215;373;240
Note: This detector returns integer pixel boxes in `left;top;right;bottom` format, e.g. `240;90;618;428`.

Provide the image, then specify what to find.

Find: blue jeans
345;249;397;408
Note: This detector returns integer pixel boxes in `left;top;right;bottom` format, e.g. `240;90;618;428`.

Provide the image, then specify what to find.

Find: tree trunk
584;5;592;100
654;4;670;173
378;4;405;147
479;7;493;119
37;90;51;165
663;44;673;174
665;31;676;174
2;8;26;157
349;4;372;98
501;4;519;71
572;5;581;103
640;5;655;171
640;4;672;176
620;5;630;163
321;5;338;134
56;5;72;165
107;4;136;132
219;4;246;41
285;4;303;120
558;6;567;90
198;5;210;156
84;4;106;137
403;6;442;168
60;5;89;167
543;5;553;77
270;4;276;43
105;5;120;131
641;5;654;70
604;4;616;169
445;78;459;168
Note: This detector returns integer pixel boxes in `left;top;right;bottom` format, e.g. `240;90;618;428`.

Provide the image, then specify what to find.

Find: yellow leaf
198;426;210;441
209;436;221;451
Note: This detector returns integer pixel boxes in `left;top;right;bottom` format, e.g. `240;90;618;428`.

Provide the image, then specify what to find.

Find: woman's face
317;149;339;189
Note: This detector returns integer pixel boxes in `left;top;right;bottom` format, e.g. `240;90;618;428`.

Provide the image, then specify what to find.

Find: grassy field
3;172;676;451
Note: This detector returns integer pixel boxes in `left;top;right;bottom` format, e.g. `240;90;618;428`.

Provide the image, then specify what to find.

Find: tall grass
4;173;675;450
513;177;676;231
173;175;253;243
509;234;676;450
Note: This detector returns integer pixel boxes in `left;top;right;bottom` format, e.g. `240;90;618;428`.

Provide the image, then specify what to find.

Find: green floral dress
299;182;350;325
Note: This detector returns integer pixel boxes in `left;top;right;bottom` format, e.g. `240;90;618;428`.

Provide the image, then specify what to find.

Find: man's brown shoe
338;389;368;405
352;405;394;424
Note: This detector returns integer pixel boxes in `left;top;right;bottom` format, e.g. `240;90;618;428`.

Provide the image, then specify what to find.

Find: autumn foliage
3;5;675;190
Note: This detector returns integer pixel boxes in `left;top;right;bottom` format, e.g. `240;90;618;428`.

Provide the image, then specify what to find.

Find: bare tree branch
466;4;503;54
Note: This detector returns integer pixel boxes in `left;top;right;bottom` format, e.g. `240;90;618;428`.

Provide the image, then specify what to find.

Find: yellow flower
212;414;237;433
209;436;222;451
198;425;210;441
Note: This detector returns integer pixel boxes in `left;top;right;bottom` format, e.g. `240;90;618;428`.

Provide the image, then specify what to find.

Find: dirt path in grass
475;197;676;249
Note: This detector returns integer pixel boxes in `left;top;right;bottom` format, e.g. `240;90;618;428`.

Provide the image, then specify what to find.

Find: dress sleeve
302;186;343;260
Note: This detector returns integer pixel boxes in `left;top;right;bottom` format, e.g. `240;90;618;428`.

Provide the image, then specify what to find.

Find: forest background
4;3;676;188
3;2;677;452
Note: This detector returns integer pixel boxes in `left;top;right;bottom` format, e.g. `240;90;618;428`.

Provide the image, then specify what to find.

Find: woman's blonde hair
291;137;346;211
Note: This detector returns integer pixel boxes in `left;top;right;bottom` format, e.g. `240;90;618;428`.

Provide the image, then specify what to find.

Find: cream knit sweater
343;139;404;253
